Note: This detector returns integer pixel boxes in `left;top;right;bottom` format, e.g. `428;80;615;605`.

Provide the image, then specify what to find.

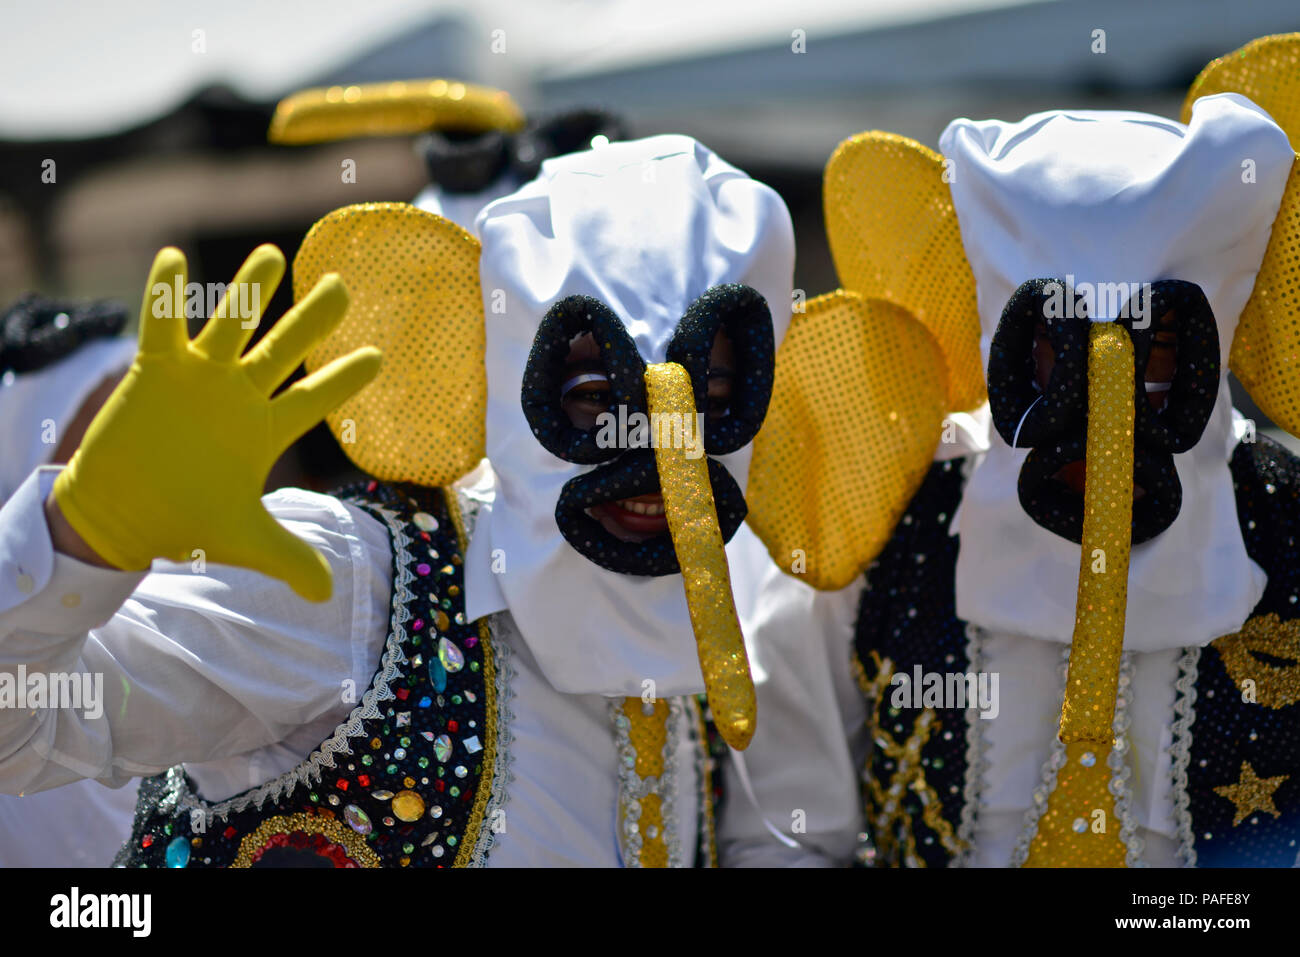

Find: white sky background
0;0;1033;139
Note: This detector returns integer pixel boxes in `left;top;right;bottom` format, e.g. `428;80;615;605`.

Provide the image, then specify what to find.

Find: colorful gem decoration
438;637;465;673
434;734;453;763
344;804;373;835
165;836;191;868
231;814;380;868
111;483;499;869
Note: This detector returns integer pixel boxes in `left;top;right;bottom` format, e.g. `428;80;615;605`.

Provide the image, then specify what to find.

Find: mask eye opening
1121;280;1219;455
521;295;647;464
987;277;1089;449
665;283;774;456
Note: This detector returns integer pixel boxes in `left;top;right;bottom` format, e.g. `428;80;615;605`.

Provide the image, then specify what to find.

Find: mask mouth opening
554;450;746;576
987;277;1220;546
522;285;773;577
1017;438;1181;545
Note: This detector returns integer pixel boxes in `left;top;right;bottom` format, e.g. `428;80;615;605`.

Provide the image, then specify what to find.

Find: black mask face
520;284;774;576
986;277;1220;545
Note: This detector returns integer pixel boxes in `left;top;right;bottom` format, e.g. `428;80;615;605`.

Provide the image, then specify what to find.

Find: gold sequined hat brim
269;78;524;145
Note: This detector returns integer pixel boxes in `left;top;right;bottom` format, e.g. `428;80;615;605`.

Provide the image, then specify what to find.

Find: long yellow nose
1025;322;1134;867
643;361;756;751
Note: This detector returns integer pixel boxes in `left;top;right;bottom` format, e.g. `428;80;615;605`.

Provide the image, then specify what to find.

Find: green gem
450;787;460;797
387;764;398;775
932;758;944;769
361;755;373;766
418;756;429;769
403;843;415;855
469;662;479;672
400;736;411;748
411;636;422;646
451;695;462;705
309;792;319;802
438;767;445;777
447;836;457;846
164;823;173;836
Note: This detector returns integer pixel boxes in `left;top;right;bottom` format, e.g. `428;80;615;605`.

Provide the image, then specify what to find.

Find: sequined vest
853;438;1300;868
115;481;507;868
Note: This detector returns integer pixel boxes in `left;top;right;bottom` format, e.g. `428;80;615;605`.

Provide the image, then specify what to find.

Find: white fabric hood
465;134;794;696
940;93;1294;650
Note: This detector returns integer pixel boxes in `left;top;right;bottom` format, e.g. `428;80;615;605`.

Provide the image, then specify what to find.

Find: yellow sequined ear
294;203;486;486
269;79;524;145
824;132;984;414
747;291;947;591
1182;33;1300;436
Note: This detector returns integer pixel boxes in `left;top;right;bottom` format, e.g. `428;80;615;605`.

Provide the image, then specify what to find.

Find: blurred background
2;0;1297;462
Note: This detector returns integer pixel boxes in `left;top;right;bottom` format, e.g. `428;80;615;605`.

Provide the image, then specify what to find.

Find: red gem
366;480;378;492
337;778;349;791
420;532;431;542
447;720;459;732
223;826;237;840
435;780;446;792
465;636;477;647
396;688;410;701
141;834;154;848
357;774;370;787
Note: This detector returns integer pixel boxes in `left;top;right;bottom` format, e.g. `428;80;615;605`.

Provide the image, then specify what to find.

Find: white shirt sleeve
718;559;869;867
0;466;392;798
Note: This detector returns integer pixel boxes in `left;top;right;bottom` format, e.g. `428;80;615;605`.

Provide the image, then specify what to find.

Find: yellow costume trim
1025;324;1133;867
1182;33;1300;437
269;78;523;145
620;698;671;868
294;203;486;487
645;361;755;751
824;131;983;413
231;812;381;868
747;291;947;590
1212;613;1300;710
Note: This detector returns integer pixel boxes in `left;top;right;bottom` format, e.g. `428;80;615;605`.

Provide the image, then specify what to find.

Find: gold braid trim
231;813;381;868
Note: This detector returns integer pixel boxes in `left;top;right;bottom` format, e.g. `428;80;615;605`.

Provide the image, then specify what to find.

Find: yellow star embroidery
1213;761;1288;827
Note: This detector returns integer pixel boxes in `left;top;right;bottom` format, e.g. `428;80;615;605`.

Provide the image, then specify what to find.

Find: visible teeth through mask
520;283;773;576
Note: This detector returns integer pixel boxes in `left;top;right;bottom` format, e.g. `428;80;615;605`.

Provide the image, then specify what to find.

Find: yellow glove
52;244;382;601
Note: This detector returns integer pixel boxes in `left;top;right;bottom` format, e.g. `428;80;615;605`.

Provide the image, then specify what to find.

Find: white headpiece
465;134;793;696
941;93;1294;650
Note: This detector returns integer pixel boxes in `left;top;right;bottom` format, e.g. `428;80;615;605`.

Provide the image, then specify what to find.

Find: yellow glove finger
138;247;189;357
243;273;349;395
192;243;283;362
229;505;335;602
270;346;382;450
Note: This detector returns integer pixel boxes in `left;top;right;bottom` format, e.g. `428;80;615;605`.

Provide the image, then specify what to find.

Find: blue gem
429;658;447;693
165;836;191;868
